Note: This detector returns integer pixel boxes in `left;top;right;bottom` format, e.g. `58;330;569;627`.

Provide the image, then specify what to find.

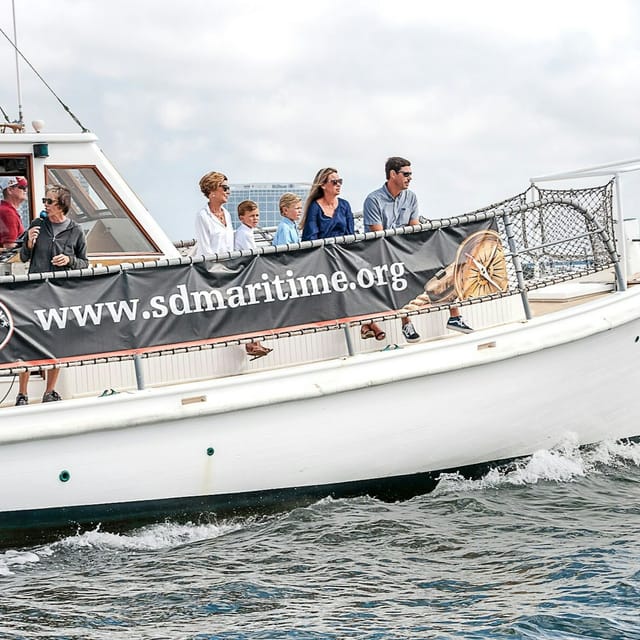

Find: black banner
0;221;498;367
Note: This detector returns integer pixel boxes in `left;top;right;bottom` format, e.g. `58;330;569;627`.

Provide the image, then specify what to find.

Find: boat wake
1;438;639;576
52;519;246;551
0;519;245;576
436;437;640;494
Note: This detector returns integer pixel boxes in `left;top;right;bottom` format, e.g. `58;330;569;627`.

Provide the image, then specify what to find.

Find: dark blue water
1;439;640;639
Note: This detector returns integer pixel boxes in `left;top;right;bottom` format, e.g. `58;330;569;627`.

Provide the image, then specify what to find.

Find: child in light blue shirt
273;193;302;246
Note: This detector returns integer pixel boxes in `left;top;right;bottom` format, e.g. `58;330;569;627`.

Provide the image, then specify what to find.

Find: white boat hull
2;287;639;545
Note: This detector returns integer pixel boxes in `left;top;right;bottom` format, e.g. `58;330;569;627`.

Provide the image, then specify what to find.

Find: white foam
587;439;640;467
0;519;250;575
0;549;40;576
50;519;243;552
436;438;640;494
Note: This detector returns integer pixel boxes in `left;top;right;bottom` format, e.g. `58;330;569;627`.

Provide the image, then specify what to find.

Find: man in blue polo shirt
363;156;472;342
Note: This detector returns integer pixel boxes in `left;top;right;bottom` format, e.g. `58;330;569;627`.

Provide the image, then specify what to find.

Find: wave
0;519;243;576
0;548;40;577
435;437;640;494
2;438;639;576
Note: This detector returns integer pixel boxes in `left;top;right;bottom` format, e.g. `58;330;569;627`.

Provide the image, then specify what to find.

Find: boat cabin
0;130;179;268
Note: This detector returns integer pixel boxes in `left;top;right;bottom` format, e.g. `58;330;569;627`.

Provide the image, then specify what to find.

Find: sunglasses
220;185;230;192
397;171;412;177
42;197;58;205
12;185;27;191
328;178;343;185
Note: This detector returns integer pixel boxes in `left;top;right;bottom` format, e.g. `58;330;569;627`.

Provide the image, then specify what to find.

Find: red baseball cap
1;176;28;189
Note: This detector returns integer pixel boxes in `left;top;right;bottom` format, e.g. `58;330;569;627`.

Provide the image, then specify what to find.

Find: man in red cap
0;176;27;250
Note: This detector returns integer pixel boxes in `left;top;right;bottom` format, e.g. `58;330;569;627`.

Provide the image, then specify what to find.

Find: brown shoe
245;342;273;361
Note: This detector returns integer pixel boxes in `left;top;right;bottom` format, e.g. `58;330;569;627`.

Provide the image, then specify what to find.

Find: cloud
1;0;638;239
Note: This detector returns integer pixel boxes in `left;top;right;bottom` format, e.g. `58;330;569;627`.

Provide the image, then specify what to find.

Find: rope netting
493;180;616;293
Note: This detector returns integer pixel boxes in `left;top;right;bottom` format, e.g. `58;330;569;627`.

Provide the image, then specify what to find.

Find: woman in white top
194;171;234;256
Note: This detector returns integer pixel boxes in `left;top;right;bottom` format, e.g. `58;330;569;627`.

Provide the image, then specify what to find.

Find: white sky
1;0;639;240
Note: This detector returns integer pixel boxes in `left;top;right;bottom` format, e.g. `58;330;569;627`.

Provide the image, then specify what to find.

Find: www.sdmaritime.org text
32;262;410;330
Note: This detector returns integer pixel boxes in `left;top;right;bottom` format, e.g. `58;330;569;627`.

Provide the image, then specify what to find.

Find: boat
2;115;640;546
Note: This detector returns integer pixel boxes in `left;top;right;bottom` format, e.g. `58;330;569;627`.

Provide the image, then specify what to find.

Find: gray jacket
20;217;89;273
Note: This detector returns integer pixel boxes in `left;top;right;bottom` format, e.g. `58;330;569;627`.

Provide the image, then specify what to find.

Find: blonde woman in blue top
300;168;354;241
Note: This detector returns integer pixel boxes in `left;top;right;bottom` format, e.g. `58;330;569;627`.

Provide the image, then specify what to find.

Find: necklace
210;207;226;225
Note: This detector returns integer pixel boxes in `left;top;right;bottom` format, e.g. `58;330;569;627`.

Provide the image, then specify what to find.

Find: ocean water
1;439;640;640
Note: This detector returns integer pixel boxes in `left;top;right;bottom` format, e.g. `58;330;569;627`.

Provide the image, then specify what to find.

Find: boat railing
0;182;620;393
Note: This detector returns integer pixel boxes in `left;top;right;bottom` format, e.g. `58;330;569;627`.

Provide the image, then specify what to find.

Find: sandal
246;343;273;361
361;324;375;340
370;322;386;341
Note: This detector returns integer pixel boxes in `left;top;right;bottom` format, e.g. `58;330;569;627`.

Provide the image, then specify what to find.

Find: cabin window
46;166;158;254
0;156;31;229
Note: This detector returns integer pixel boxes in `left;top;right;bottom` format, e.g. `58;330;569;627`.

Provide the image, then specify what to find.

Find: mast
11;0;23;126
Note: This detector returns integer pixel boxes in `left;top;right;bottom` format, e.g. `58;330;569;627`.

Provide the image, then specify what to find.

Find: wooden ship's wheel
453;230;508;300
402;229;508;311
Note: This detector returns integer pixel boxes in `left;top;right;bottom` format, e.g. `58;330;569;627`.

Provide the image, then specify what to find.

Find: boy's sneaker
402;321;421;343
15;393;28;406
42;390;62;403
447;316;473;334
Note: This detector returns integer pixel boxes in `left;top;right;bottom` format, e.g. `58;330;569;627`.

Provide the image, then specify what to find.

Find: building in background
227;182;311;229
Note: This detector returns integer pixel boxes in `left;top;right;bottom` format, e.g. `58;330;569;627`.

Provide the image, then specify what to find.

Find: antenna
11;0;23;126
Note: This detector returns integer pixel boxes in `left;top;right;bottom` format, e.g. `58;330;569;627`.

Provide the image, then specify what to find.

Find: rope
0;103;13;123
0;26;90;133
0;374;16;403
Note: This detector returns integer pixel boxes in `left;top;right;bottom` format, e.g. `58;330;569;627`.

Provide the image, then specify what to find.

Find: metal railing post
613;174;627;291
502;209;532;320
343;325;355;357
133;354;145;390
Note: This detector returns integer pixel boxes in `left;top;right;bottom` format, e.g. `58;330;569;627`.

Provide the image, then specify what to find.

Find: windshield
47;166;158;254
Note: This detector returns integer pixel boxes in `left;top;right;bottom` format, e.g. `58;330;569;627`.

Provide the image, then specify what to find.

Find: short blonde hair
279;192;301;214
199;171;228;198
237;200;258;218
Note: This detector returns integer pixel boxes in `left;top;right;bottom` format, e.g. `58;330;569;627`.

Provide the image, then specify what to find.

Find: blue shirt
272;217;300;246
301;198;354;241
363;184;419;230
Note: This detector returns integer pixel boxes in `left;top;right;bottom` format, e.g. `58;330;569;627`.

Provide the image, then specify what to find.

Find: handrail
0;196;615;281
0;194;620;376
